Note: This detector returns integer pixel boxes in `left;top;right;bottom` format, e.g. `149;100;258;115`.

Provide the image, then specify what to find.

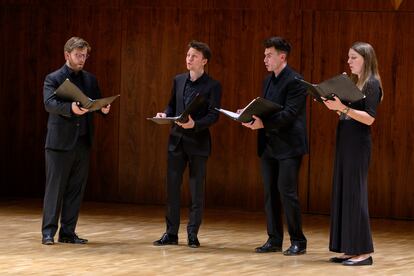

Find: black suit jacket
258;65;308;159
164;72;222;157
43;64;102;151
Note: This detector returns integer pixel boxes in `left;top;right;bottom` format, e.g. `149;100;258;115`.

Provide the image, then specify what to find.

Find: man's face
186;47;207;72
65;47;89;72
264;47;286;73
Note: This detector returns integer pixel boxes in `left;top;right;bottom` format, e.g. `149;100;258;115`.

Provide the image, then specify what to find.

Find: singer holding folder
323;42;382;266
41;37;111;245
241;37;308;255
152;41;222;248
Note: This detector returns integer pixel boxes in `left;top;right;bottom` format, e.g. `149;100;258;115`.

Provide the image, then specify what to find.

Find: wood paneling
1;0;413;219
389;13;414;219
118;7;210;204
206;2;306;210
0;5;48;197
302;0;414;11
308;11;399;216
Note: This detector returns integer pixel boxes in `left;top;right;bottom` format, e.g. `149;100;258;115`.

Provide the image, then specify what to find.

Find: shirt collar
186;72;207;85
64;64;83;77
272;65;288;82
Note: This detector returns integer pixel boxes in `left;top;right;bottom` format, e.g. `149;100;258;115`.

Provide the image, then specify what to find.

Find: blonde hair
64;37;91;53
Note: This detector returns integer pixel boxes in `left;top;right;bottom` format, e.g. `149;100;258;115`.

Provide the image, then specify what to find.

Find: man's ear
64;51;70;60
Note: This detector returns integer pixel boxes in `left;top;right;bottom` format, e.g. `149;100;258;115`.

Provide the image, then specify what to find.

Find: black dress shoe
255;239;282;253
342;256;373;266
329;256;353;263
188;235;200;248
42;235;54;245
58;234;88;244
283;244;306;256
153;233;178;246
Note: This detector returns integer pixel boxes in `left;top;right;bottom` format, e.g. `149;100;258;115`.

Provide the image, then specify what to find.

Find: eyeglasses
74;53;90;60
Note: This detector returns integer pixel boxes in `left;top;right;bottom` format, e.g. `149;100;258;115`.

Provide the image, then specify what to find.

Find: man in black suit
241;37;308;255
153;40;222;248
41;37;111;245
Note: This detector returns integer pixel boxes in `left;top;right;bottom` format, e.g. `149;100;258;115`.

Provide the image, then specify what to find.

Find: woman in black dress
323;42;383;266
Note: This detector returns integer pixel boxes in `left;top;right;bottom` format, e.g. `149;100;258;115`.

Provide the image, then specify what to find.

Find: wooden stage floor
0;199;413;275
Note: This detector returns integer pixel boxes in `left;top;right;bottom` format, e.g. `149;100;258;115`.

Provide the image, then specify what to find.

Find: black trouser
42;137;90;238
165;142;207;236
260;155;307;247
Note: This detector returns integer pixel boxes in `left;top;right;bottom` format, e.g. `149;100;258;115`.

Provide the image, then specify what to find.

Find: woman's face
348;48;364;77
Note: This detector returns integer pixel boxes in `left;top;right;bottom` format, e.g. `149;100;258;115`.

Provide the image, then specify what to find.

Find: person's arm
262;80;307;130
192;81;222;132
324;80;381;126
43;75;74;117
325;99;375;126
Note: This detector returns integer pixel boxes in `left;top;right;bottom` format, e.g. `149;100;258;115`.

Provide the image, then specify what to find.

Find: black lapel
176;74;187;113
263;75;272;99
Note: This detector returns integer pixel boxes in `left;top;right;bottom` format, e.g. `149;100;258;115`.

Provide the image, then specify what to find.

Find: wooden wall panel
32;6;122;203
206;1;307;210
0;5;121;200
302;0;414;11
0;5;50;197
83;9;122;202
308;11;399;217
121;0;207;9
390;13;414;219
118;7;210;204
1;0;413;219
1;0;120;8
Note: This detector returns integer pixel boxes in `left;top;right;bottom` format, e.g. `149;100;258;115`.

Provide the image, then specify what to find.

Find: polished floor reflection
0;199;413;275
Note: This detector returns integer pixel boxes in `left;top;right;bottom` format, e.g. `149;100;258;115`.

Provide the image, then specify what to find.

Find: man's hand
155;112;167;118
101;104;111;114
176;115;195;129
241;115;264;130
72;102;89;115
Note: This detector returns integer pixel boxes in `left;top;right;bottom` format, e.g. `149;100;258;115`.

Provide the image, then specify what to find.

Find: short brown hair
263;37;291;55
64;37;91;53
188;40;211;62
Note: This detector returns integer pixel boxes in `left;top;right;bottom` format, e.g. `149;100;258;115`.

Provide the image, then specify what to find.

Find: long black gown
329;77;382;255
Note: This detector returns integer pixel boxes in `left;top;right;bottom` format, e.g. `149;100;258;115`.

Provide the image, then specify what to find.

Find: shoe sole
153;242;178;246
255;248;282;253
42;241;54;245
283;250;306;256
58;239;88;244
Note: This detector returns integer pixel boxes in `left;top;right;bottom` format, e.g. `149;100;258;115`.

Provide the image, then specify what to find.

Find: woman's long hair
350;42;383;100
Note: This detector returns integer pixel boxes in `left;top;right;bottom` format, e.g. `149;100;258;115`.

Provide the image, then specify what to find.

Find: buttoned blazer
164;73;222;156
43;65;101;151
257;65;308;159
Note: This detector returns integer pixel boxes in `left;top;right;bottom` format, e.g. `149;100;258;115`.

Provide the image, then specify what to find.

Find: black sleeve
43;74;73;117
363;78;382;118
194;81;222;132
263;78;307;129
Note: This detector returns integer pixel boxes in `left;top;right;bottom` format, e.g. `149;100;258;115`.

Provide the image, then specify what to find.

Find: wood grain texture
1;199;413;275
0;1;413;219
302;0;414;11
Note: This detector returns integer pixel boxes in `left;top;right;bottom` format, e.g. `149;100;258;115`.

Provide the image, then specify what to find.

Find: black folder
54;78;120;112
147;94;206;125
216;97;283;123
296;74;365;103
